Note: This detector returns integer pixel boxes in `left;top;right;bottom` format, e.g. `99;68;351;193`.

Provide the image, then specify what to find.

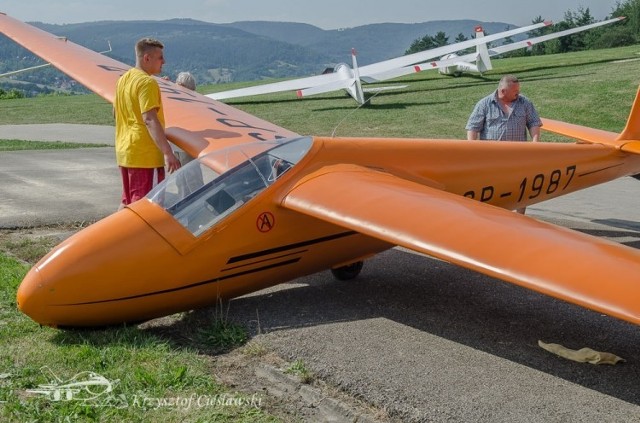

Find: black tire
331;261;364;281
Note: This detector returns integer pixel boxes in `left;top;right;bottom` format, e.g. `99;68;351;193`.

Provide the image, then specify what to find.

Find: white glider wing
486;16;624;57
420;17;624;74
207;21;550;104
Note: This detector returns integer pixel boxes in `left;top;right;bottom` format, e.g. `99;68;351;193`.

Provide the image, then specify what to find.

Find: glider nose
15;206;189;327
16;266;46;324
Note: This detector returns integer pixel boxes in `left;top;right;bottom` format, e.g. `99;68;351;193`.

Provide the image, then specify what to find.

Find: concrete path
0;123;114;144
0;124;118;227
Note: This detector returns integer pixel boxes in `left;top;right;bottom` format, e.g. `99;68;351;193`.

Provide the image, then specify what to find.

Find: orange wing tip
620;141;640;154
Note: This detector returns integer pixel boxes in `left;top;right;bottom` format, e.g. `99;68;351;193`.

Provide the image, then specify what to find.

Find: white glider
207;21;552;105
422;17;625;76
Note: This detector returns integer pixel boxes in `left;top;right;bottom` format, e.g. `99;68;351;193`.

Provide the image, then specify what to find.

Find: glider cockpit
148;136;313;236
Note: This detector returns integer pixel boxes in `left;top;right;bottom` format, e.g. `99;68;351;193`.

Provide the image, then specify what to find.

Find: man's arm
142;108;181;172
529;125;541;142
465;98;487;141
525;99;542;142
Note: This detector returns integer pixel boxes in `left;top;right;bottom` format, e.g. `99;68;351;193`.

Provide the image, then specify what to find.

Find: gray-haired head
176;72;196;90
498;74;519;90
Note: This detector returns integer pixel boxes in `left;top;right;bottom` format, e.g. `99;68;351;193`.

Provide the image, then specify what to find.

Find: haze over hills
0;18;525;95
222;20;523;63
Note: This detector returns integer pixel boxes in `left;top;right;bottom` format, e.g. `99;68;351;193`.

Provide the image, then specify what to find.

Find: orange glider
2;13;639;327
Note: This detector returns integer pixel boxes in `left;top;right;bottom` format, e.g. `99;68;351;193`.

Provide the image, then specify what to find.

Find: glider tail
473;26;492;73
349;48;365;105
616;85;640;143
541;85;640;153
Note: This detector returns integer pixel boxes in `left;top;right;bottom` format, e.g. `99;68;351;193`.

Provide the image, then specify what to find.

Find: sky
1;0;621;29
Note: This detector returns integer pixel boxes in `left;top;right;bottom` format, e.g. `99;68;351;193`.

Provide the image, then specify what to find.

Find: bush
0;88;25;100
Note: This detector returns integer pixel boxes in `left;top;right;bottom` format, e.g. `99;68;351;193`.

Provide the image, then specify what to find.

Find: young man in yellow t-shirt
114;37;181;206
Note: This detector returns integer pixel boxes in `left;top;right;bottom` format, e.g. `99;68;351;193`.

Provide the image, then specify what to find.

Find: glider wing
420;17;624;74
282;164;640;325
486;17;625;58
0;12;297;157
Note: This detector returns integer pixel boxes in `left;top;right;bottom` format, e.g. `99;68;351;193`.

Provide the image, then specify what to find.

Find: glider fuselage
17;136;639;326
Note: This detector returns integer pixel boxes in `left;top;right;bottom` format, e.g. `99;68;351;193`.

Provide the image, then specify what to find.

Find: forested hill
222;20;520;63
0;18;518;95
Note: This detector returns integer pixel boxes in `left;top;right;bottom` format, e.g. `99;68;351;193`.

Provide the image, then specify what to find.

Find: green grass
207;44;640;140
1;45;638;141
0;246;275;422
0;140;110;151
0;94;114;125
284;359;313;384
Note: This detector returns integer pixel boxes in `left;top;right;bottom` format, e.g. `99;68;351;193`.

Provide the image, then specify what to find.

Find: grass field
214;45;640;141
0;235;277;422
2;45;638;140
0;140;109;151
1;44;640;421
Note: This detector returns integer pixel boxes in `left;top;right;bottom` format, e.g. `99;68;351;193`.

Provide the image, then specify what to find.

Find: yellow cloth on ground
538;340;625;365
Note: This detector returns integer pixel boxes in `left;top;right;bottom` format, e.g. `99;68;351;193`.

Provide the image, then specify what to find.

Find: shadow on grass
50;304;248;356
221;54;631;112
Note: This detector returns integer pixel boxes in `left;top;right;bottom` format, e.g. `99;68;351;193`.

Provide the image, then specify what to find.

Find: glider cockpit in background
427;16;625;76
2;13;640;329
207;21;552;105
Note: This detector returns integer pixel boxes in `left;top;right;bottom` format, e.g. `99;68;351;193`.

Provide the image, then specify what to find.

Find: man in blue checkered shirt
465;74;542;142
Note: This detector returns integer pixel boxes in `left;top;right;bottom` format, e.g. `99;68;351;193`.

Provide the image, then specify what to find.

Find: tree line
0;88;25;100
406;1;640;56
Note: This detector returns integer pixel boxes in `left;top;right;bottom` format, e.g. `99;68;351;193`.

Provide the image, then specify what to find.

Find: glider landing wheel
331;261;364;281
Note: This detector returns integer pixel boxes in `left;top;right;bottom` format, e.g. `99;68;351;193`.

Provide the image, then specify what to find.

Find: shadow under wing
281;165;640;325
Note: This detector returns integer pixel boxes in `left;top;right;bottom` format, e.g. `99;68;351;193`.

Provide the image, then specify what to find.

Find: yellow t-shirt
114;68;166;168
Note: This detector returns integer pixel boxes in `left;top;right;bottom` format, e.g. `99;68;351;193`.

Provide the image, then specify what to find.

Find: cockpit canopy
148;136;313;236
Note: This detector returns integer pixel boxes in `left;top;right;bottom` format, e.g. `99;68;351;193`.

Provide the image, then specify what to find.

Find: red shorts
120;167;165;206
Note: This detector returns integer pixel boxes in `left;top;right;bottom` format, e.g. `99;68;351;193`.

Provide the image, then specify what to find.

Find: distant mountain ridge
0;18;524;94
223;20;523;63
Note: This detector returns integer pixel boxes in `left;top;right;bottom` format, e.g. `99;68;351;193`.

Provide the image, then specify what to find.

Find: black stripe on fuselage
578;163;624;177
57;230;358;307
58;258;300;306
226;231;357;264
221;250;307;272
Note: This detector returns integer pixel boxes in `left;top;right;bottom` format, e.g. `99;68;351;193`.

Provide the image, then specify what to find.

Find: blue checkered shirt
465;90;542;141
